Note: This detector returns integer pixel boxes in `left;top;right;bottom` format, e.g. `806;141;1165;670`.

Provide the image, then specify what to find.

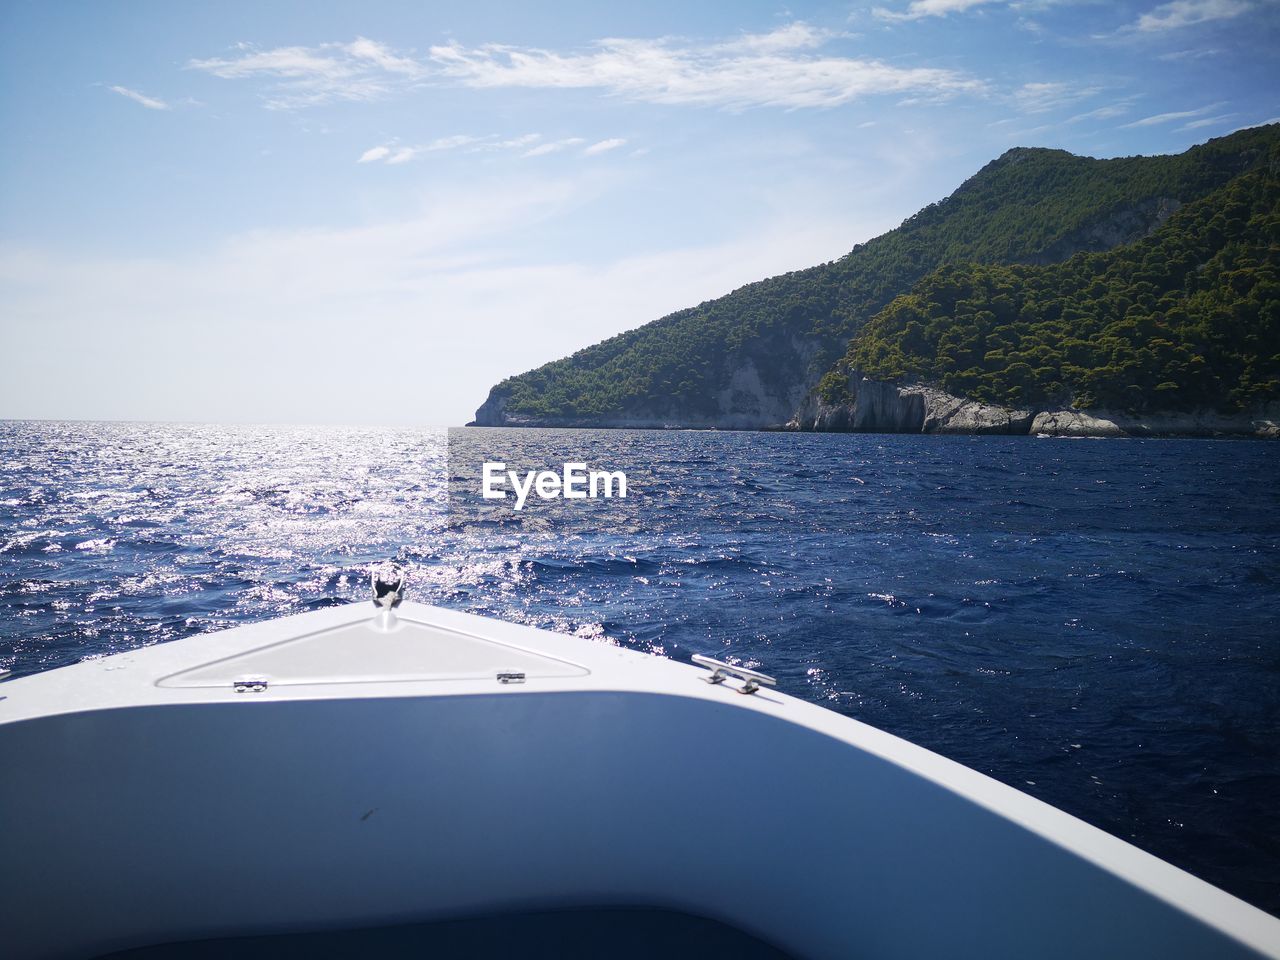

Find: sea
1;420;1277;914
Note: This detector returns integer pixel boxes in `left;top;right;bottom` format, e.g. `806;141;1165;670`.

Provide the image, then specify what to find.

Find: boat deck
6;600;1280;960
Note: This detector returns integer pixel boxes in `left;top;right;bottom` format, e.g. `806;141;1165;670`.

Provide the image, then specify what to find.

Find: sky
1;0;1277;426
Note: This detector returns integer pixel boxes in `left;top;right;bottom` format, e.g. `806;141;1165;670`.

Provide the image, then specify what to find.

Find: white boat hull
2;602;1277;959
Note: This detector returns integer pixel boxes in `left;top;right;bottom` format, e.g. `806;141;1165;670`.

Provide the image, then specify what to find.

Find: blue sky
1;0;1276;425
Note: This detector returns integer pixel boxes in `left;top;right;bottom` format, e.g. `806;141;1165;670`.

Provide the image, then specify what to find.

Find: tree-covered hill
829;147;1280;414
472;125;1280;428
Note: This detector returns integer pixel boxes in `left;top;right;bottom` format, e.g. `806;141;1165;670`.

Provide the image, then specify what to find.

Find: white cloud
191;23;984;112
523;138;585;158
583;138;627;155
1133;0;1251;31
716;22;834;52
998;122;1054;140
1157;47;1222;60
345;36;426;75
188;37;427;108
873;0;1004;22
1179;112;1237;130
108;85;171;110
496;133;542;149
375;138;479;165
1120;102;1225;127
1064;99;1138;124
426;134;483;152
427;28;985;110
357;145;391;163
356;133;576;165
1013;81;1100;114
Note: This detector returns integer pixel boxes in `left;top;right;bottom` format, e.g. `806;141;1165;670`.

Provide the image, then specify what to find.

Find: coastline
468;378;1280;439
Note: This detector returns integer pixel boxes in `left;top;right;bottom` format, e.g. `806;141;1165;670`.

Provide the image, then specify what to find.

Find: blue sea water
1;421;1278;914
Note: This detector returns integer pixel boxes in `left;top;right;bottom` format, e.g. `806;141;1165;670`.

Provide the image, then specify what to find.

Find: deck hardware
233;677;269;694
372;561;406;632
691;655;776;695
497;671;526;684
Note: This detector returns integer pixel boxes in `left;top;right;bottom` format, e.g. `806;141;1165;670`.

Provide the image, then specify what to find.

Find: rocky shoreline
787;376;1280;439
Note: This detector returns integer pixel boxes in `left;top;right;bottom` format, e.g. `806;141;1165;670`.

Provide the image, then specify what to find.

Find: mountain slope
472;125;1280;429
830;146;1280;416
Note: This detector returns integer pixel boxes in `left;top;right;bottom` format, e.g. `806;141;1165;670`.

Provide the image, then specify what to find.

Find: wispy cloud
717;22;835;52
428;26;985;110
1064;99;1138;124
1120;102;1225;127
108;85;171;110
344;36;427;75
357;145;391;163
193;24;985;112
357;135;490;165
1012;81;1101;114
523;138;586;158
1179;112;1237;130
188;37;427;108
1130;0;1252;32
873;0;1004;22
1157;46;1222;60
497;134;542;149
357;133;619;165
583;138;627;155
